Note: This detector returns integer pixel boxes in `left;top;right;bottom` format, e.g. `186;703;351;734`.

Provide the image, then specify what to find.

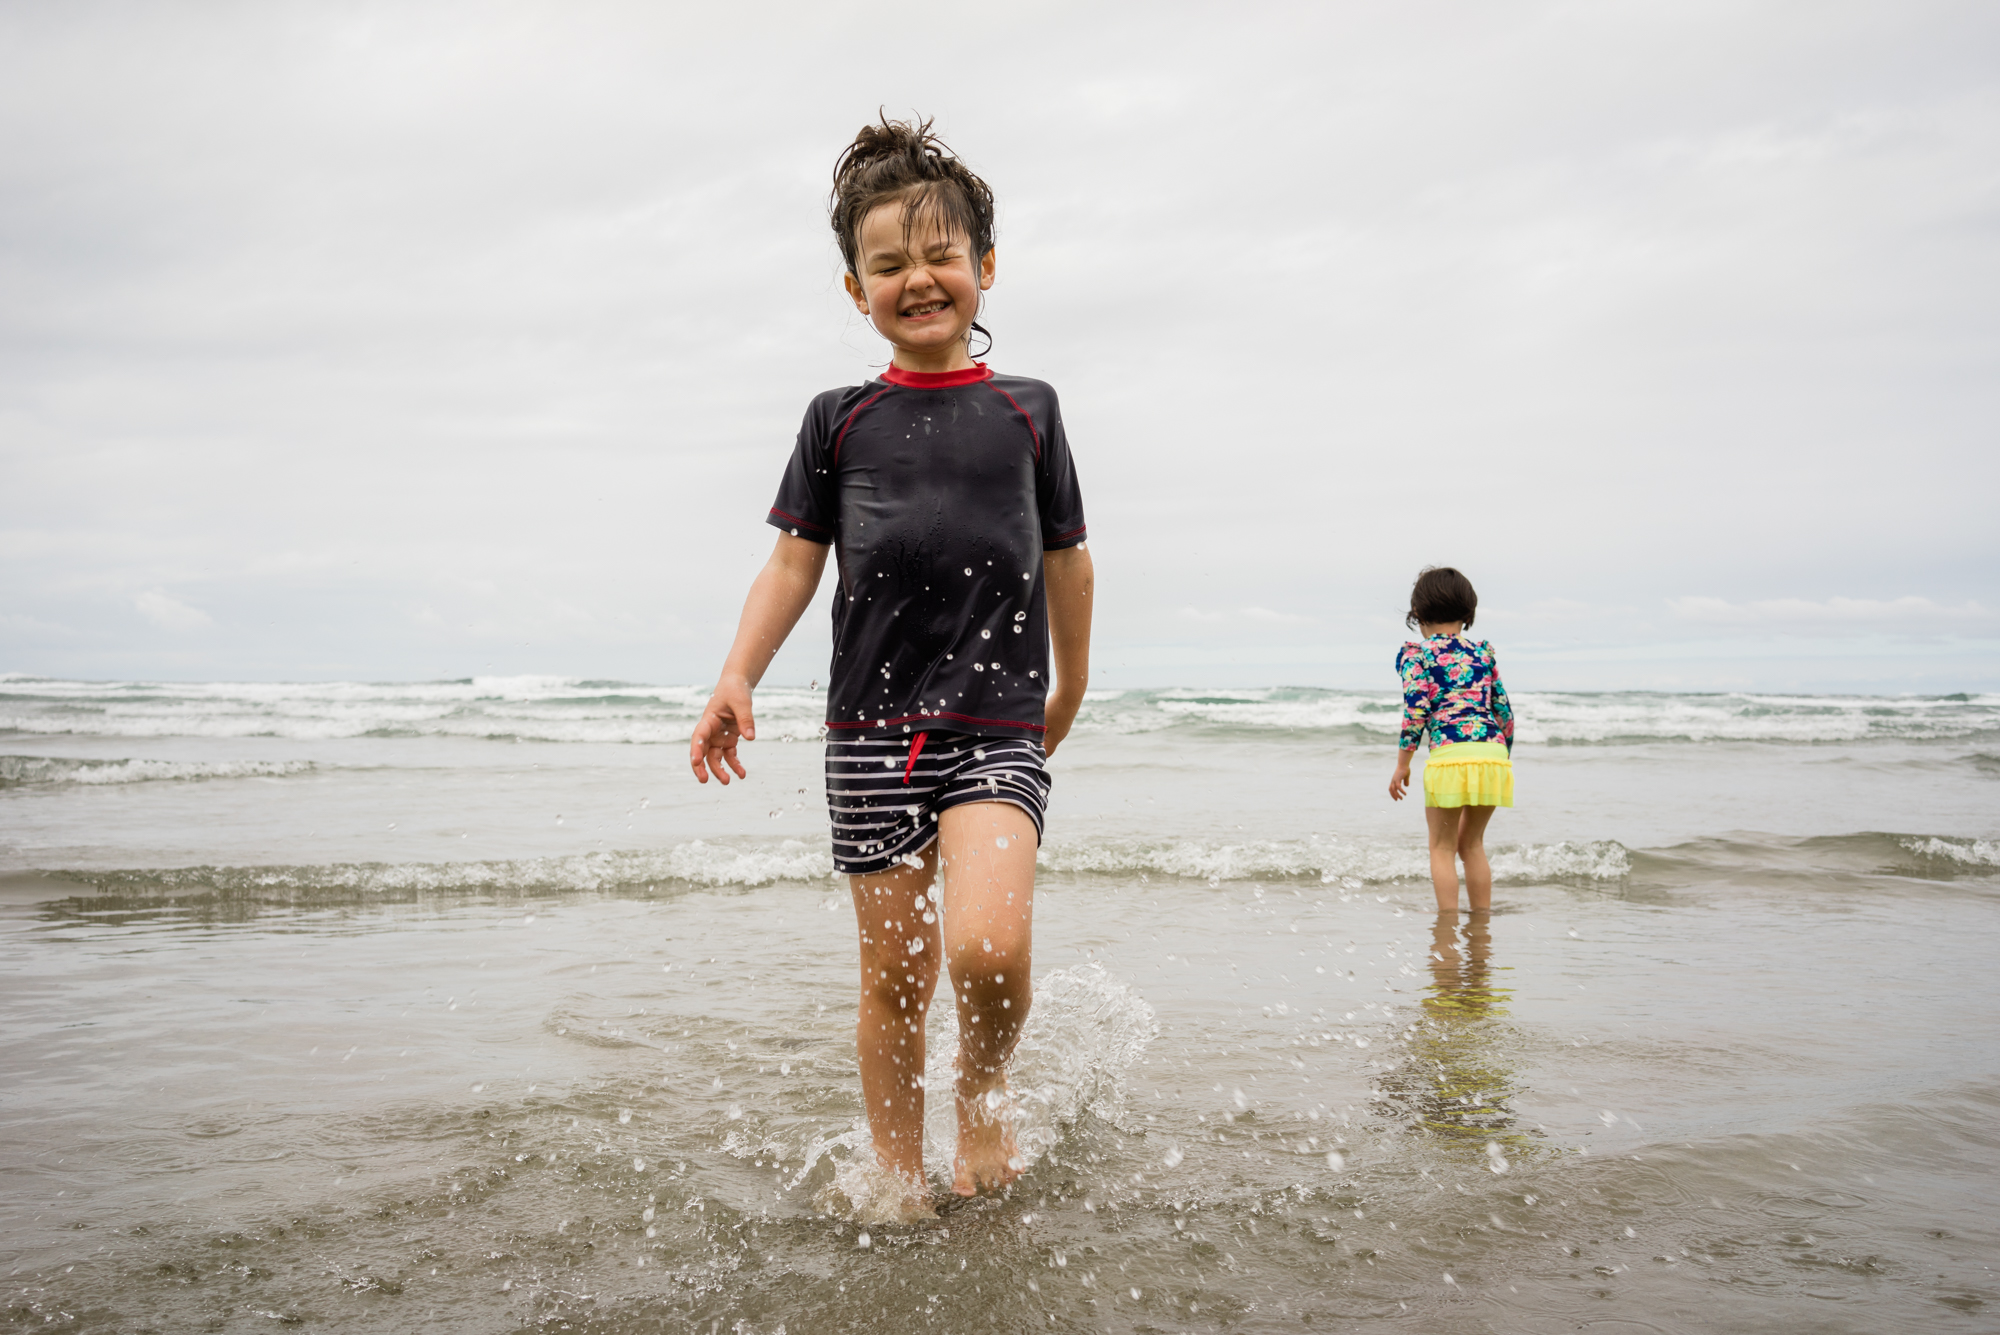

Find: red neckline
880;363;993;389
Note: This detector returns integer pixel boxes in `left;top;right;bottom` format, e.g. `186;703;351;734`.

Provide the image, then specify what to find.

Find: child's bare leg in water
849;847;944;1203
937;800;1036;1195
1425;805;1497;912
1456;806;1496;911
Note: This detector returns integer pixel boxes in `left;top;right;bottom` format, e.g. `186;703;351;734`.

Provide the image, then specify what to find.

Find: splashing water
798;965;1156;1223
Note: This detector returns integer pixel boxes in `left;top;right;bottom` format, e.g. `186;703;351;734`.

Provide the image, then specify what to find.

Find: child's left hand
1388;761;1411;802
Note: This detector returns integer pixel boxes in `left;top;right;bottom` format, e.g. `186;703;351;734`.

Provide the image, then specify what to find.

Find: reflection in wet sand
1376;913;1539;1164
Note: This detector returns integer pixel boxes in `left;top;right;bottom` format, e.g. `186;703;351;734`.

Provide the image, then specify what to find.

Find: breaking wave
0;755;314;787
4;676;1995;746
1037;835;1632;885
37;835;1633;910
1899;836;2000;869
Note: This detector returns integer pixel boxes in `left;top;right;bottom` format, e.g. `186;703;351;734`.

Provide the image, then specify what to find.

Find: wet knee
948;953;1030;1009
861;957;938;1011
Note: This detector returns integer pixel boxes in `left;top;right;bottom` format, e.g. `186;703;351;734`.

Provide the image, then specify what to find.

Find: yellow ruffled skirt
1422;741;1514;808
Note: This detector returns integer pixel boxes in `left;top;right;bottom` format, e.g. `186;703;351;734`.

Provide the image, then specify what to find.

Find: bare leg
1425;806;1465;913
849;847;943;1195
1455;805;1497;912
937;800;1037;1196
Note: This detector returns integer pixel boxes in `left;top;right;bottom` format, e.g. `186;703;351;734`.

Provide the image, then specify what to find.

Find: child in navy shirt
690;117;1093;1212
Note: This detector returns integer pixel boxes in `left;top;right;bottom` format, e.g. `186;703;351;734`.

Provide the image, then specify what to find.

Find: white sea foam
66;834;1631;903
76;840;835;901
1037;835;1630;885
5;676;1993;745
0;755;314;786
0;676;828;744
1900;836;2000;868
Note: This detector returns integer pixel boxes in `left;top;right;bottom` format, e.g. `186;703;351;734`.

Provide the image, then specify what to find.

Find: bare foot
880;1166;939;1223
953;1082;1025;1196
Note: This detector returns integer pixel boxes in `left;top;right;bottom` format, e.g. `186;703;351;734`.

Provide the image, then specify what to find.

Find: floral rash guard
1397;635;1515;752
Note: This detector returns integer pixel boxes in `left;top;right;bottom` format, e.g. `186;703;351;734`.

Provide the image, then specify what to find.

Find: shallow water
2;678;1997;1332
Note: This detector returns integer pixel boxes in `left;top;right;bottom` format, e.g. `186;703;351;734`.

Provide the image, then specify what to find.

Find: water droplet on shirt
980;628;992;639
964;567;973;575
1014;611;1026;621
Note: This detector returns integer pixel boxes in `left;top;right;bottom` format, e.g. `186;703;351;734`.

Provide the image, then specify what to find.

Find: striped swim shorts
825;730;1052;876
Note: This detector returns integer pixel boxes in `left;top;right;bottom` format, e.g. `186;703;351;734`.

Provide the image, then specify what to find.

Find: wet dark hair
1406;566;1478;631
831;113;996;354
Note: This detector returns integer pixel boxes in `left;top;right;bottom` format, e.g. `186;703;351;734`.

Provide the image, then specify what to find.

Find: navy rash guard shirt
766;362;1087;743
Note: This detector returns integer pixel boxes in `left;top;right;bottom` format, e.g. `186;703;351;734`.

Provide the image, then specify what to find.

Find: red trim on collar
879;363;993;389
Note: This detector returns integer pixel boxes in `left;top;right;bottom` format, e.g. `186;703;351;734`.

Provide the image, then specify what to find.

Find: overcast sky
3;1;1996;693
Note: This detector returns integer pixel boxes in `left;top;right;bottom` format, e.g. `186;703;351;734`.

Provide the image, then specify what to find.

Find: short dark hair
1406;566;1478;630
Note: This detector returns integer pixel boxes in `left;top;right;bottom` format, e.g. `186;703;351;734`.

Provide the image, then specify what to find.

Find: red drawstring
902;731;929;783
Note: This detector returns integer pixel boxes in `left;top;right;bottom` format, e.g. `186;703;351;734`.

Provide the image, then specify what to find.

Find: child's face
844;198;995;366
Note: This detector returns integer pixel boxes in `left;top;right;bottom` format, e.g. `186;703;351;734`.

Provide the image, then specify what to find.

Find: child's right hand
1388;762;1411;802
690;682;755;784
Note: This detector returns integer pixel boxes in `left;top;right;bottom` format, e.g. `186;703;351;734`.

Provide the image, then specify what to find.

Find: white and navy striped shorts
826;730;1051;876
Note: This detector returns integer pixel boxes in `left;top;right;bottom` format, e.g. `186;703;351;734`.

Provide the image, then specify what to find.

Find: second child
1389;567;1514;913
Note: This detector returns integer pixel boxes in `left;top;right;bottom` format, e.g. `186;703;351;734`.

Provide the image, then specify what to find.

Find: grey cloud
1;1;1996;690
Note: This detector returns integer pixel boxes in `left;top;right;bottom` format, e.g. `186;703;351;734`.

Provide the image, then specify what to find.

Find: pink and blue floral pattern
1397;635;1514;752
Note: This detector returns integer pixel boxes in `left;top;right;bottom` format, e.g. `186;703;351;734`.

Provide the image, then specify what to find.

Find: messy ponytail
831;113;996;279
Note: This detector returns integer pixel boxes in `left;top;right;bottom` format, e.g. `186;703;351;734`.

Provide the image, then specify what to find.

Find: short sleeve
1036;392;1088;551
765;394;840;545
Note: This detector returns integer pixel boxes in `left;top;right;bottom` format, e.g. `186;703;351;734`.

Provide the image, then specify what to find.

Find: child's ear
843;269;869;314
979;247;997;292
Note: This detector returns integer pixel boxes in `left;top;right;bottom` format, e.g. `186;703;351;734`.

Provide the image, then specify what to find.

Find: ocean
2;675;1997;1333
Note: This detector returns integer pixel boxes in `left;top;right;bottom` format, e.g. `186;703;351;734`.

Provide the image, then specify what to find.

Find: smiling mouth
900;300;950;319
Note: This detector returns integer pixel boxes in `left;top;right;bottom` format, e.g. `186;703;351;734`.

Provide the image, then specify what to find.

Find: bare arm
689;533;829;784
1041;544;1094;757
1389;746;1419;801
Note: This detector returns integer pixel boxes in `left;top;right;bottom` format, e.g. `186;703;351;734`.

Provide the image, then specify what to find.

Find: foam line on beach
32;835;1644;908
